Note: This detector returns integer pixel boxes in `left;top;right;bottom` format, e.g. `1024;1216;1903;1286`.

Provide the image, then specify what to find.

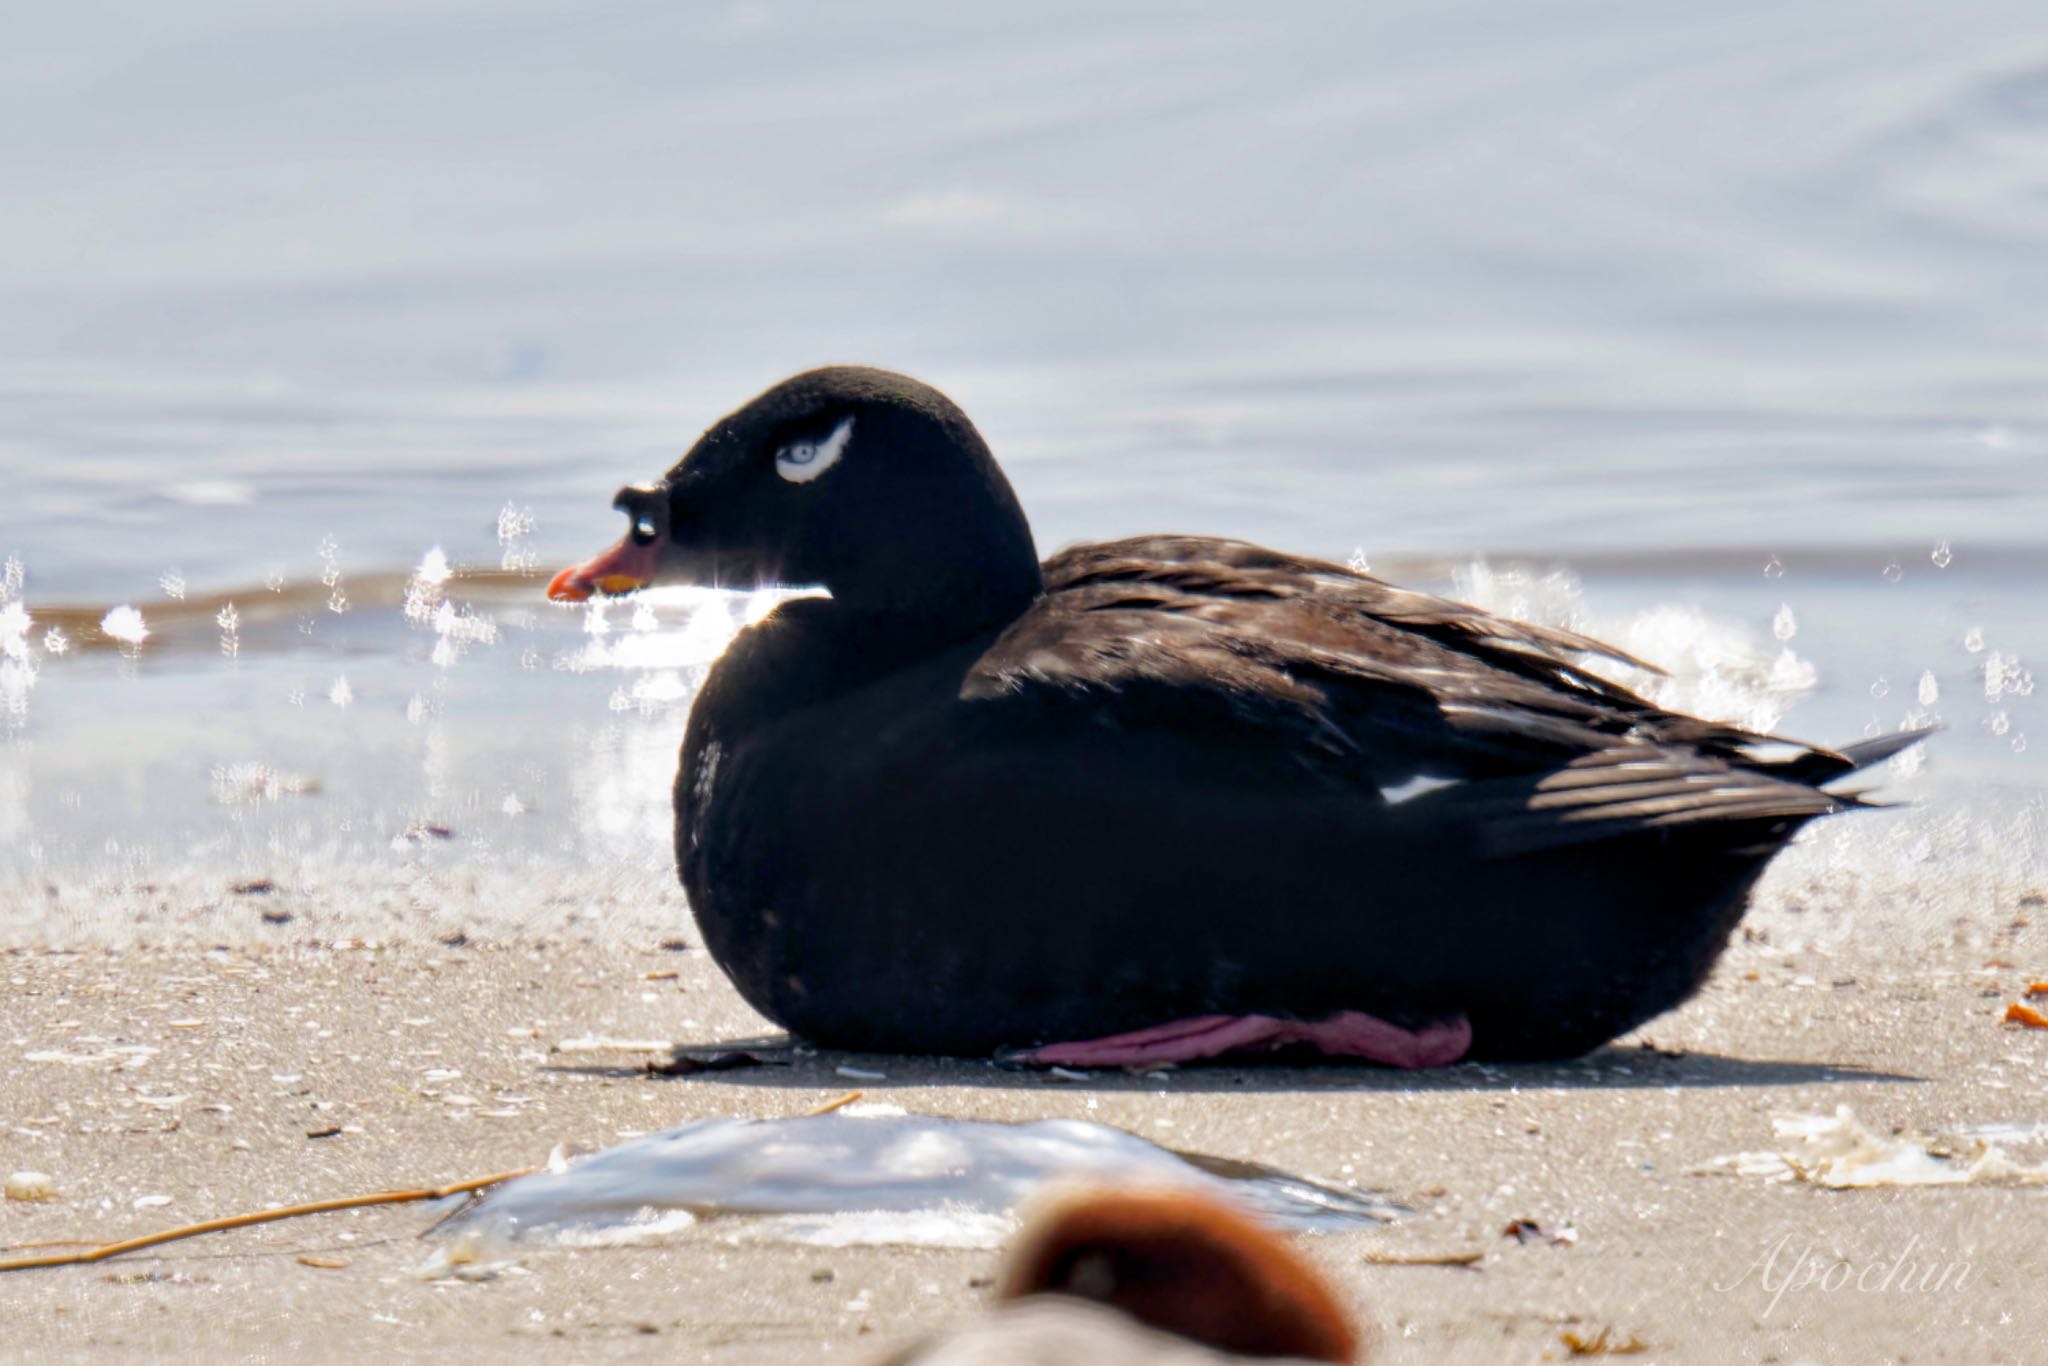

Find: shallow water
441;1108;1398;1250
2;1;2045;923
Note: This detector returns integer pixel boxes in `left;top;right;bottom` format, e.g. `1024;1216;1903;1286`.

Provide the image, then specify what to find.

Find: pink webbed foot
1013;1010;1472;1070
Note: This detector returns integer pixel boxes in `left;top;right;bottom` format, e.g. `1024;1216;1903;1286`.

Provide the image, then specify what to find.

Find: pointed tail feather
1776;724;1938;785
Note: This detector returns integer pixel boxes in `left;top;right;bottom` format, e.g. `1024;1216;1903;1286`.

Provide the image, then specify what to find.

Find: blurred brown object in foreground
883;1186;1362;1364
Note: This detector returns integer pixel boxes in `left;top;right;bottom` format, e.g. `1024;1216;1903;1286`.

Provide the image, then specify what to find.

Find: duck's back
678;535;1867;1058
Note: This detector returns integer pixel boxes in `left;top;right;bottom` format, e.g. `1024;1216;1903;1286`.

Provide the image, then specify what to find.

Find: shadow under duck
549;366;1924;1067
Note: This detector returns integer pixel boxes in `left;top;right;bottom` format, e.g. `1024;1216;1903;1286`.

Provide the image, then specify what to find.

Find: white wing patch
775;415;854;484
1382;774;1461;806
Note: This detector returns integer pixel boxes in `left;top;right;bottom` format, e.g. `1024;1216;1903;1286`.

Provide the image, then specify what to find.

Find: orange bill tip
546;566;593;602
546;535;662;603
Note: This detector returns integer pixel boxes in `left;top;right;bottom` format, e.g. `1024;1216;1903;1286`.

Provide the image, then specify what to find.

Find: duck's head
547;366;1041;632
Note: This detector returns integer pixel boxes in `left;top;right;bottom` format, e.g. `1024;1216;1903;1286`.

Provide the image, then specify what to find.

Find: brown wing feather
965;534;1866;850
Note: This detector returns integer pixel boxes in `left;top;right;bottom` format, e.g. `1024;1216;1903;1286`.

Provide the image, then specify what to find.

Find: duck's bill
546;536;661;602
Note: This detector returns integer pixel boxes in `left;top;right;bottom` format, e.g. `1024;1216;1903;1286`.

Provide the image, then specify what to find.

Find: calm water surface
1;2;2043;922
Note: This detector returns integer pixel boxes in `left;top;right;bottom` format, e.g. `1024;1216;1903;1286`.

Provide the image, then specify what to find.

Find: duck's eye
774;415;854;484
631;516;659;544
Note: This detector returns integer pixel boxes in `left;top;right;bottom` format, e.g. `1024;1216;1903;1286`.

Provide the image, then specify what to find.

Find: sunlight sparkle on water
1455;561;1816;735
417;546;452;587
99;605;149;645
1983;652;2035;703
319;534;348;613
497;504;537;573
1;601;36;722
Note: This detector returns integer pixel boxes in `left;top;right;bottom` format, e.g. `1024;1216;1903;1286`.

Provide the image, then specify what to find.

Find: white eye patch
774;415;854;484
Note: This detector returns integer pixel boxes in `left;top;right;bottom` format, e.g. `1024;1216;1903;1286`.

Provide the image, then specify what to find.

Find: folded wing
964;535;1902;854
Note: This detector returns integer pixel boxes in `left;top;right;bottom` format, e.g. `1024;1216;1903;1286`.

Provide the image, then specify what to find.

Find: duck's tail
1774;724;1938;787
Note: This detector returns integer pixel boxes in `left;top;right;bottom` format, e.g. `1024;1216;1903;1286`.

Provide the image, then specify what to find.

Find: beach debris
439;1112;1398;1252
2004;1002;2048;1030
835;1064;888;1081
414;1230;525;1283
132;1195;172;1210
104;1271;207;1287
555;1035;673;1054
210;764;322;804
260;908;293;925
5;1172;58;1203
1502;1218;1576;1247
657;937;692;951
230;878;276;895
2025;982;2048;998
296;1256;348;1270
642;969;679;981
1690;1106;2048;1188
307;1126;344;1140
25;1044;157;1069
0;1165;536;1274
395;821;454;844
1561;1326;1650;1356
1364;1248;1483;1267
647;1050;780;1076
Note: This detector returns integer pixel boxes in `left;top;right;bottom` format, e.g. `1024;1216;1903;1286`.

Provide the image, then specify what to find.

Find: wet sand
2;866;2045;1364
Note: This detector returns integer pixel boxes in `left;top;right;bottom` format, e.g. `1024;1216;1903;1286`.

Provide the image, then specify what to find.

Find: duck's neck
707;590;1019;739
821;496;1044;646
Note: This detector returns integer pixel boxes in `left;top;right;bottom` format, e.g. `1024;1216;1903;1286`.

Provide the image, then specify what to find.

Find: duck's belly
678;710;1769;1059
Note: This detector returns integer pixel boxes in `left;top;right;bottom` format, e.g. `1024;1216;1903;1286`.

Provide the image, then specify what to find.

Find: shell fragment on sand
1690;1106;2048;1188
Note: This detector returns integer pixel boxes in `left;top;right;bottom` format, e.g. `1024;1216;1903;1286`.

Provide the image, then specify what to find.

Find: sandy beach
1;850;2042;1365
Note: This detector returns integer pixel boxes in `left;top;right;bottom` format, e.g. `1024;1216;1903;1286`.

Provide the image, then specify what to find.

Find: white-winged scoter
548;366;1924;1067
